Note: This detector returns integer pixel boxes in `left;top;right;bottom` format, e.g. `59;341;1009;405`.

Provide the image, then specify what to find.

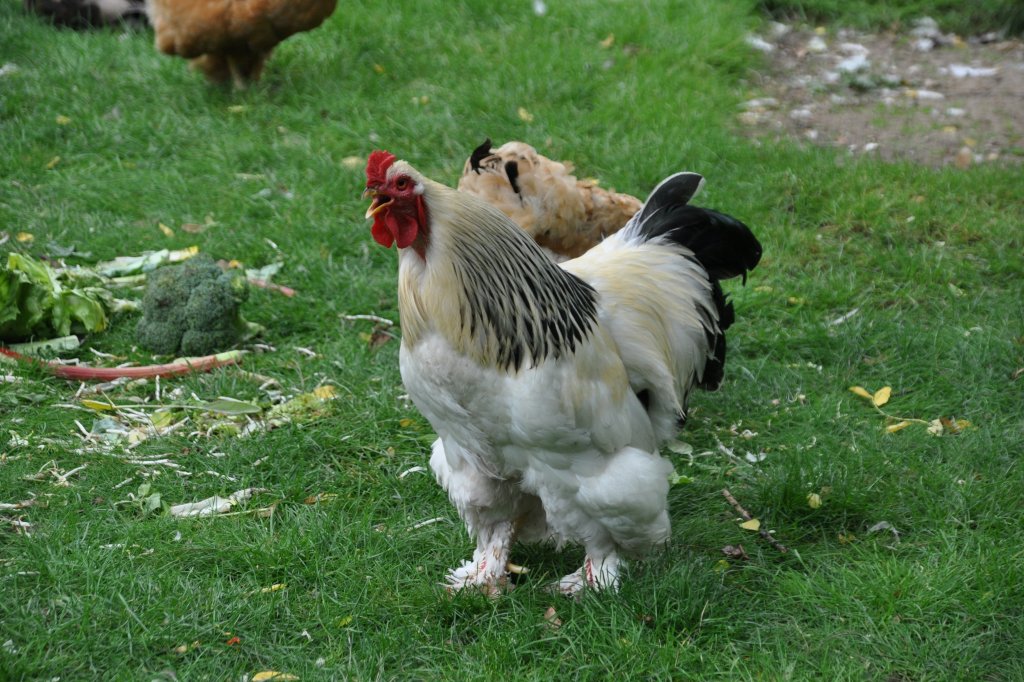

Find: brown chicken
458;139;643;260
147;0;338;87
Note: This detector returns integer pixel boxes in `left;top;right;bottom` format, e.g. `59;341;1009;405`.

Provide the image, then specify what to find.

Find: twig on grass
409;517;448;531
124;458;181;469
55;464;88;486
0;499;35;511
722;488;788;554
342;314;394;327
168;487;268;517
6;518;33;536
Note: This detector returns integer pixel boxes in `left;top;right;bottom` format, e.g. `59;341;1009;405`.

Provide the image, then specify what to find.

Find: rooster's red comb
366;150;396;187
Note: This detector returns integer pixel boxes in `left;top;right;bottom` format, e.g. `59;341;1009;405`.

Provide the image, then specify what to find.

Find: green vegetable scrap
136;254;263;356
96;246;199;278
1;252;127;342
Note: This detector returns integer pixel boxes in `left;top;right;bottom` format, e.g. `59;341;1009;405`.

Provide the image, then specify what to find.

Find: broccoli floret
136;255;262;356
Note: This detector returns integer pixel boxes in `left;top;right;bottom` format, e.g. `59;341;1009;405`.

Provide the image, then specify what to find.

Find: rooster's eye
395;177;409;190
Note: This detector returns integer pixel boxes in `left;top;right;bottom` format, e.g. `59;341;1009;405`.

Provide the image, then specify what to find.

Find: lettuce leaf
0;252;114;341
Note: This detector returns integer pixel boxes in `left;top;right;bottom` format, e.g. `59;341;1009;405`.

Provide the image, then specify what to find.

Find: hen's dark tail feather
467;138;522;195
627;172;762;391
468;138;492;173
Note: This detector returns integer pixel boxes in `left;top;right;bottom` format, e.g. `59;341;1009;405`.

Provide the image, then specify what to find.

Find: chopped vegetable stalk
0;347;244;380
7;335;81;355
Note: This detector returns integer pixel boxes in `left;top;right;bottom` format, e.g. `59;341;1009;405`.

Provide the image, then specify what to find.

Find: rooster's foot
444;557;515;596
552;555;621;596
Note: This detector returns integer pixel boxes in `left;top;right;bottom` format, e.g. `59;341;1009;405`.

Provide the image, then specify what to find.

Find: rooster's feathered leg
444;520;515;595
429;439;520;594
556;552;622;595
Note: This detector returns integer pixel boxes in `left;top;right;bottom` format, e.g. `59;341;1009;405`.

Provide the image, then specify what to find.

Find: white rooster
364;150;761;594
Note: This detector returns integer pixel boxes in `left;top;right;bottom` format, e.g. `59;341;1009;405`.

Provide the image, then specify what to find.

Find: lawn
1;1;1022;680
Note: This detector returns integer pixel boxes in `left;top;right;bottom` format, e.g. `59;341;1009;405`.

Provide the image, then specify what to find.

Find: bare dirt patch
741;21;1024;167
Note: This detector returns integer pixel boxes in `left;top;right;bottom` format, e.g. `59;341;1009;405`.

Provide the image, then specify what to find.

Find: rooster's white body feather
365;156;761;592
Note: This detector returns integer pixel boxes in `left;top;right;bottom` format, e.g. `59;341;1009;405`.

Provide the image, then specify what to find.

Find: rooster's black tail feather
626;172;762;391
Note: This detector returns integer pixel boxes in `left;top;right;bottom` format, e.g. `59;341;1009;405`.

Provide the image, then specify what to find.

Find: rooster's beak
363;189;389;219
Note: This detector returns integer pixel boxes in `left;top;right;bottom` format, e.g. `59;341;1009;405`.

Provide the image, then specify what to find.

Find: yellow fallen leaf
159;223;175;237
838;532;856;545
150;409;178;429
260;583;287;593
16;232;34;243
814;26;826;35
81;399;115;411
872;386;892;407
45;156;61;170
312;385;337;400
226;259;243;269
252;673;299;682
517;107;535;123
227;105;246;114
739;518;761;531
372;63;386;74
336;615;353;627
807;493;822;509
886;420;912;433
398;417;416;428
849;386;872;400
941;417;971;434
599;33;615;48
713;559;730;573
55;114;71;125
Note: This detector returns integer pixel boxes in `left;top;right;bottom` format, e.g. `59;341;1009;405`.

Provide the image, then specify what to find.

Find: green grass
2;1;1023;680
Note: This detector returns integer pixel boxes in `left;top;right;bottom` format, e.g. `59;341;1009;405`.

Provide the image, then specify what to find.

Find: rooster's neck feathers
449;226;598;373
398;179;598;373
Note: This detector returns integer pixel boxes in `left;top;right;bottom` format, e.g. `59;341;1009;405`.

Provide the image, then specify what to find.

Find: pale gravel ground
740;21;1024;167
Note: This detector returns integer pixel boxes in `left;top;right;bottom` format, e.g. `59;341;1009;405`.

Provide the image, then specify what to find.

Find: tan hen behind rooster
458;139;643;260
148;0;338;87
